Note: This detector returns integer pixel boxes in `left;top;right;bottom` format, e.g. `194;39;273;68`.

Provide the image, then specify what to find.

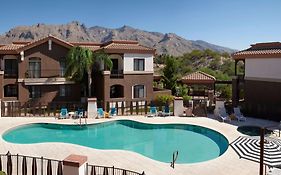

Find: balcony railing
4;69;18;78
110;70;124;79
25;69;65;78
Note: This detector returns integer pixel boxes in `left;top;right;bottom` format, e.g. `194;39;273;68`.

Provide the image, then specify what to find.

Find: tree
65;47;112;97
162;55;179;94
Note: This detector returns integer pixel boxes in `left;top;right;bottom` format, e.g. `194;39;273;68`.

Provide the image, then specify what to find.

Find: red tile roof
0;36;155;55
181;71;216;84
233;42;281;59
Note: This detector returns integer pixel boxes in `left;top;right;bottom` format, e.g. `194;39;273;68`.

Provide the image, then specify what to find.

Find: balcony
25;69;65;78
110;70;124;79
21;69;74;85
4;69;18;78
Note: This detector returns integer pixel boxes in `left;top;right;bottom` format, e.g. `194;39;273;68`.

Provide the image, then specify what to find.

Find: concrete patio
0;116;280;175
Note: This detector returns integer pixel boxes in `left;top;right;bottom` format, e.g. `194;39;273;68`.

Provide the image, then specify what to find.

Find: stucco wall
245;58;281;80
123;53;153;73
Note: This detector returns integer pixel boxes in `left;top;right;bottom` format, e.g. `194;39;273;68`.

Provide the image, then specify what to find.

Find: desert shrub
155;94;174;106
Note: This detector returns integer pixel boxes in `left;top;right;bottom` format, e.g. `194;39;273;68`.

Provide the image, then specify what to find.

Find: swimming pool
2;120;228;163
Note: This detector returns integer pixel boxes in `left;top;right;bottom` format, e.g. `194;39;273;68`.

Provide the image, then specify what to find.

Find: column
63;154;87;175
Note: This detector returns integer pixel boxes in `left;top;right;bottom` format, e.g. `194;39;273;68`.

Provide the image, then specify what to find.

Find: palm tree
65;46;112;97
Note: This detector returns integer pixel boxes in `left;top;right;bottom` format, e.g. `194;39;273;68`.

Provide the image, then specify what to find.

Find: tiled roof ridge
182;71;216;81
0;35;155;53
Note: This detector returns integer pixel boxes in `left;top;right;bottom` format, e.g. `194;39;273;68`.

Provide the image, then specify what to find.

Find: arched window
4;84;18;97
110;85;124;98
133;85;145;98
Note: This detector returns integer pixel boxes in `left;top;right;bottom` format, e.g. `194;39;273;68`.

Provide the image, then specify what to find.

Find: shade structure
231;136;281;167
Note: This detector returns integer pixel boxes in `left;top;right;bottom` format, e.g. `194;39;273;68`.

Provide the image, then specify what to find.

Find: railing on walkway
0;151;62;175
1;101;87;117
86;164;145;175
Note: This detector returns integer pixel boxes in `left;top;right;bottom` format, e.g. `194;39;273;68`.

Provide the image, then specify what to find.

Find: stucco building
0;35;155;107
232;42;281;121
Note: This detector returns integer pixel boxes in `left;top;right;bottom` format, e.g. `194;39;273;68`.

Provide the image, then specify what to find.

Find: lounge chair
110;107;117;116
233;107;246;121
217;108;231;122
97;108;104;118
163;105;172;117
147;106;158;117
59;108;68;119
74;108;84;119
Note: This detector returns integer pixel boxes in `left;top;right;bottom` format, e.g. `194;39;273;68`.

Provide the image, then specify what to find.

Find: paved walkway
0;116;279;175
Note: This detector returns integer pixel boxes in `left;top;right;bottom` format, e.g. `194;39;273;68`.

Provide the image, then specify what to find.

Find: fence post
130;101;133;115
63;154;87;175
17;154;19;175
136;101;139;115
32;157;37;175
0;99;1;117
7;151;12;175
22;156;27;175
41;156;43;175
121;102;124;115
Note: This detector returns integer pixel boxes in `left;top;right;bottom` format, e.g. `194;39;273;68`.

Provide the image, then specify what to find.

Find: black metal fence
0;152;62;175
0;152;145;175
104;100;174;116
1;101;87;117
86;164;144;175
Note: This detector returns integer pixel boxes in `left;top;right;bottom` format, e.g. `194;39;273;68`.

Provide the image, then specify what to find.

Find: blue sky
1;0;281;50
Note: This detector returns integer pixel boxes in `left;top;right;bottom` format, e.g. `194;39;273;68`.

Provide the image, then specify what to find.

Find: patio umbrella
231;136;281;167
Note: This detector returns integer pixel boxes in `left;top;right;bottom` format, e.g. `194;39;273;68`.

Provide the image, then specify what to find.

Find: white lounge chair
233;107;246;121
218;108;231;123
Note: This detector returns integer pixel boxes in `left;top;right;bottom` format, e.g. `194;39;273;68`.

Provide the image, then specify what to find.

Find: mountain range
0;21;236;56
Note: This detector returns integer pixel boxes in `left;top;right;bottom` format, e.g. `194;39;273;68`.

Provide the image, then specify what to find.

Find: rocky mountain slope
0;21;236;56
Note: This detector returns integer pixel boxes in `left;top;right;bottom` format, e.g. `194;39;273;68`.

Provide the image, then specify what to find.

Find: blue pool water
2;120;228;163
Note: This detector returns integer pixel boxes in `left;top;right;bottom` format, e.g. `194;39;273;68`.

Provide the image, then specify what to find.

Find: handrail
170;150;178;168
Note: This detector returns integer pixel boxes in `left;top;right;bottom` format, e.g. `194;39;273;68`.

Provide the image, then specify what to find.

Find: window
4;59;18;77
4;85;18;97
59;85;71;97
110;85;124;98
133;85;145;98
28;58;41;78
59;60;66;77
134;59;145;71
29;86;41;98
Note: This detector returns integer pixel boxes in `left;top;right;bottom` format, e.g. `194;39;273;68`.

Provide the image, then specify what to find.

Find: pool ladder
170;151;178;168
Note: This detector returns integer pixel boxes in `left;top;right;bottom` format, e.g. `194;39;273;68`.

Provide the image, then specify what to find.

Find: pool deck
0;116;279;175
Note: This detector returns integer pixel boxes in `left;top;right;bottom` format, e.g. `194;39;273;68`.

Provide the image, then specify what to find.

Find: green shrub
183;95;192;106
155;94;174;106
0;171;6;175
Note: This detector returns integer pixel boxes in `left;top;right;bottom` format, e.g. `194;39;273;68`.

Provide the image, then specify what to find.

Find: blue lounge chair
163;105;172;117
110;107;117;116
59;108;68;119
147;106;157;117
97;108;104;118
74;108;84;119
